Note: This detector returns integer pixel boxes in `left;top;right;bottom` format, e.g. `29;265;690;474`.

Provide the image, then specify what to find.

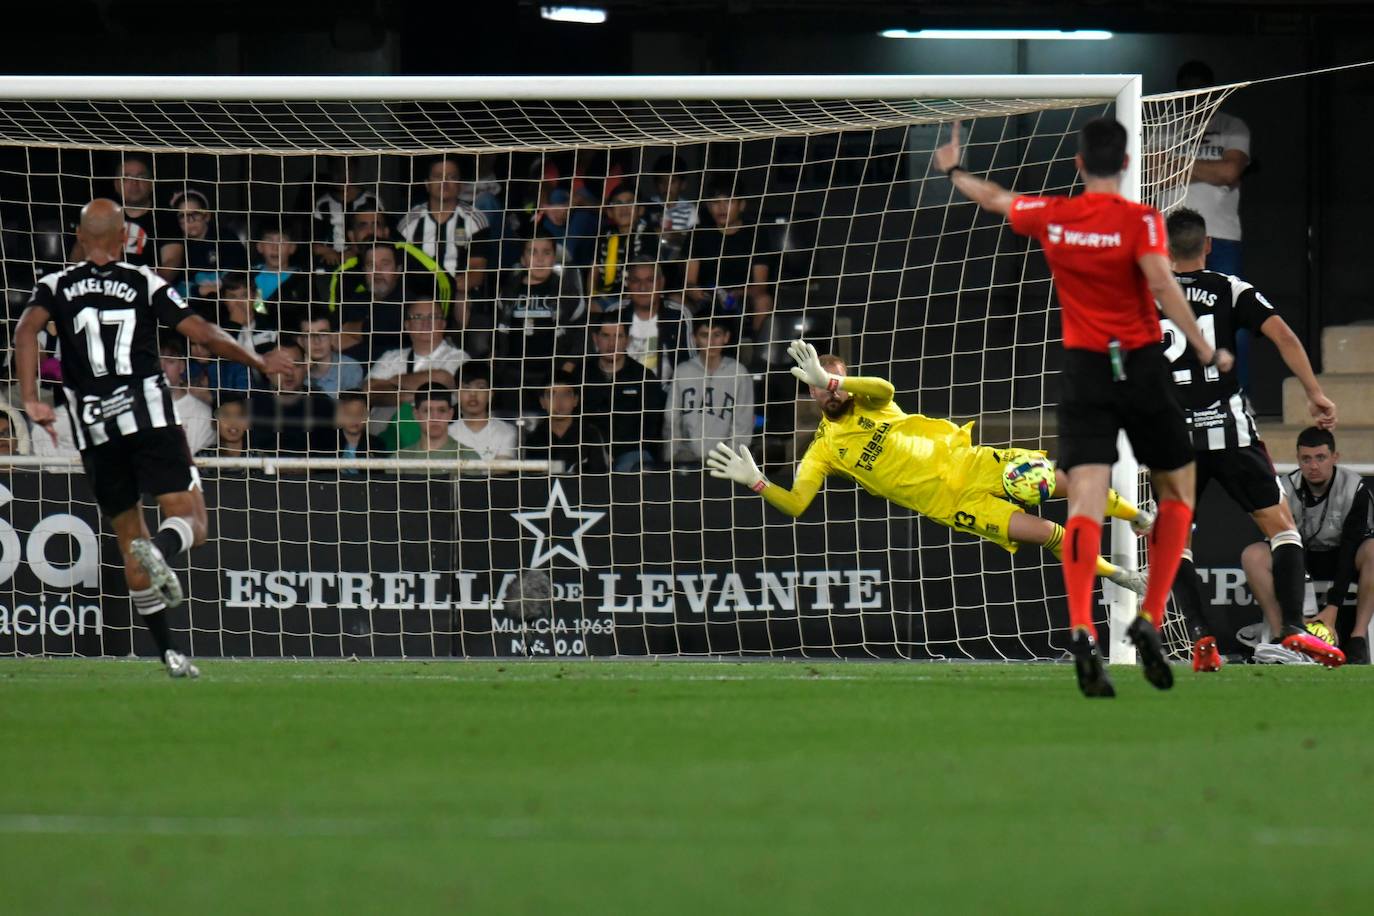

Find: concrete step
1321;324;1374;375
1258;422;1374;467
1284;374;1374;427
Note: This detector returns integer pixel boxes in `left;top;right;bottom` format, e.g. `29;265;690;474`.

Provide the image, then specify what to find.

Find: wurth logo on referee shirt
1046;223;1121;248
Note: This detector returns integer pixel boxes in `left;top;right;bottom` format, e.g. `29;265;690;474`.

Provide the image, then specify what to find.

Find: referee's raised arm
933;121;1014;216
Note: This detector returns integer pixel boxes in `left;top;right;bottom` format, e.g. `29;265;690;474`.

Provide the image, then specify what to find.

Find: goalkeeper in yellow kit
706;340;1153;594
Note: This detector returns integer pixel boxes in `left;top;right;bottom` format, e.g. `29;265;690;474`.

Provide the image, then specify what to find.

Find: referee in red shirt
934;118;1232;697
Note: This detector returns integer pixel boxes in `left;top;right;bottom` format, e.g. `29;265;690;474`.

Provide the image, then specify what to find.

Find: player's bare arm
175;312;291;378
932;121;1014;216
13;303;58;443
1260;313;1336;429
1139;252;1235;373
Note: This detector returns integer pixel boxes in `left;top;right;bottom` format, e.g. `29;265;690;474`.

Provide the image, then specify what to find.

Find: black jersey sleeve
145;268;193;327
1234;283;1278;335
26;277;55;315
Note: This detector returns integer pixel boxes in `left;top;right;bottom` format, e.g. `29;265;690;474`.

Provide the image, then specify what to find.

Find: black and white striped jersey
29;260;192;449
396;202;493;276
1164;268;1276;451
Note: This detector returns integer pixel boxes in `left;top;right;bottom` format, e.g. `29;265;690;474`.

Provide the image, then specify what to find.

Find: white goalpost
0;74;1234;661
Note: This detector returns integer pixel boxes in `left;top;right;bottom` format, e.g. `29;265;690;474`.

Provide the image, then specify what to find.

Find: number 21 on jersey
72;306;136;377
1160;313;1219;383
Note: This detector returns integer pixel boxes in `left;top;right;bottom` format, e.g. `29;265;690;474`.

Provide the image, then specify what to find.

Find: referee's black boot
1127;615;1175;690
1070;629;1115;698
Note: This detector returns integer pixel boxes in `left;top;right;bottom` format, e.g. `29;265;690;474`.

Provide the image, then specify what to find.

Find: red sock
1062;515;1102;637
1142;499;1193;627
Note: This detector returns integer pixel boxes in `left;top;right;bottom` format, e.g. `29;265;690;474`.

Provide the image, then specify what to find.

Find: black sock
142;610;174;656
1171;558;1211;642
1272;543;1306;630
152;524;188;560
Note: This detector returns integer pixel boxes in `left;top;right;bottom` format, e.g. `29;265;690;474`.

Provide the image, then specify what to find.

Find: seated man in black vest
1242;427;1374;664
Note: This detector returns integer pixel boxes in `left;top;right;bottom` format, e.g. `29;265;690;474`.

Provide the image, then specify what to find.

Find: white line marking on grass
0;813;385;838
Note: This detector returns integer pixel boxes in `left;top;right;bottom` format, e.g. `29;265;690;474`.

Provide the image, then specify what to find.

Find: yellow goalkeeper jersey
759;375;1036;551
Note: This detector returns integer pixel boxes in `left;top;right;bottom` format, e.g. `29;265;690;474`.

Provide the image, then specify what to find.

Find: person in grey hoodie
666;314;754;465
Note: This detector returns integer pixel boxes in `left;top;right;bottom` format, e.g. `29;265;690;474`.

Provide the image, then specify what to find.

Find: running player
707;340;1155;600
1163;207;1342;669
14;198;292;678
933;117;1230;697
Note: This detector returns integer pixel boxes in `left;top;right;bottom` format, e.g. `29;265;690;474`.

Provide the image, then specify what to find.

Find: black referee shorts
80;426;199;518
1195;442;1283;515
1057;343;1194;472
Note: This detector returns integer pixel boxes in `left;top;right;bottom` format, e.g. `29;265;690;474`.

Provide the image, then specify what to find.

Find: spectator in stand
1175;61;1250;277
602;261;693;384
173;189;247;300
249;339;336;455
334;390;385;463
493;230;587;413
217;272;280;357
337;244;409;362
587;183;657;310
159;338;214;455
685;175;778;342
448;283;492;361
328;209;455;321
530;186;597;269
250;223;312;325
665;315;755;466
299;309;364;399
523;370;611;475
197;394;256;459
311;158;382;270
447;361;517;468
647;153;699;266
1243;428;1374;665
398;157;494;295
71;153;182;282
186;334;249;407
365;298;469;433
397;383;479;476
581;314;666;472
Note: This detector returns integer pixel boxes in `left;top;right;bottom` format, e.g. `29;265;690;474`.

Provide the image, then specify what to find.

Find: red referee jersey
1008;192;1168;353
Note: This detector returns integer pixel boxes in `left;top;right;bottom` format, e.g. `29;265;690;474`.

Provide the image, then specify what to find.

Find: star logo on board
512;480;606;570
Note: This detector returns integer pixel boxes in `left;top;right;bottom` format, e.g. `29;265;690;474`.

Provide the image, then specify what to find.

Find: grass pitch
2;658;1372;915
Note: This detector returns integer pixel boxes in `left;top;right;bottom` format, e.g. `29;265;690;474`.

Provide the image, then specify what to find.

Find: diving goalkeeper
707;340;1153;597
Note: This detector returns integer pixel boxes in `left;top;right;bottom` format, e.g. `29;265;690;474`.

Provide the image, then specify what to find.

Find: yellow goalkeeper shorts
931;446;1048;553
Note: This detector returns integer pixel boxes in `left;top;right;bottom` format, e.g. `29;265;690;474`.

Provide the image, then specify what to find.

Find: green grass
2;659;1372;915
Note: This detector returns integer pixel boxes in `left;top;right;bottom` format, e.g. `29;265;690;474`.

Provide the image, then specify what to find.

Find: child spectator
299;309;364;399
665;316;755;465
250;224;312;323
447;361;518;467
249;340;336;455
173;189;247;299
397;383;479;476
334;390;385;463
522;371;610;475
159;338;215;454
219;272;280;356
198;394;255;458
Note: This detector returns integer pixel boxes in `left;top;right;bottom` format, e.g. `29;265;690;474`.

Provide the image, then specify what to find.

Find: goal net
0;76;1232;661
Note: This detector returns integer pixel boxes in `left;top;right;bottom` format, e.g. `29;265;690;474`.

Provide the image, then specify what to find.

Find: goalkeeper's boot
1191;635;1224;673
1107;567;1147;598
131;538;184;609
1279;625;1345;668
1346;636;1369;666
1129;505;1156;536
1127;615;1174;690
1069;629;1115;698
163;650;200;680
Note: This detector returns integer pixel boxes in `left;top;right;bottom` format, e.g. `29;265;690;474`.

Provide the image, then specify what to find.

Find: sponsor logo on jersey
1047;223;1122;248
1014;198;1047;211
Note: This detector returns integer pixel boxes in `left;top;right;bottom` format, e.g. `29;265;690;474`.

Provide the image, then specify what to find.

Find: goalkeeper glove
788;339;838;391
706;442;767;493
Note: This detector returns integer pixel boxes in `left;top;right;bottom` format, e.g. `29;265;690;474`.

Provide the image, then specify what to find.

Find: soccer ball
1002;457;1055;507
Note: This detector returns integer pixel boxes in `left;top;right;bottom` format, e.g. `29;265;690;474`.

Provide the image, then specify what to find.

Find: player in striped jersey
14;198;292;678
1163;207;1342;669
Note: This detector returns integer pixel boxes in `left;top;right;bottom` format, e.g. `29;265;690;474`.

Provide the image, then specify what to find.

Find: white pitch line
0;813;385;838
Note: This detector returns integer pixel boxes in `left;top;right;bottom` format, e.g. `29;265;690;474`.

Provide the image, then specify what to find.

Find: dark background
2;0;1372;418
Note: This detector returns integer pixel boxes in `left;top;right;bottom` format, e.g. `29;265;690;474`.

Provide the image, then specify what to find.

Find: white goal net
0;75;1232;660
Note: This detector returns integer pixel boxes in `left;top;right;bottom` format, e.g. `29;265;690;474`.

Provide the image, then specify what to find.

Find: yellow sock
1045;522;1118;577
1105;488;1139;522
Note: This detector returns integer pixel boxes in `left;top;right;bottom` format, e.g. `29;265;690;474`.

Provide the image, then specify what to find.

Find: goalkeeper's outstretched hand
787;339;833;389
706;442;766;493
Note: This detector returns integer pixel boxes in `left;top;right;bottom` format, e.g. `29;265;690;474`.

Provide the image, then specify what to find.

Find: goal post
0;73;1231;661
